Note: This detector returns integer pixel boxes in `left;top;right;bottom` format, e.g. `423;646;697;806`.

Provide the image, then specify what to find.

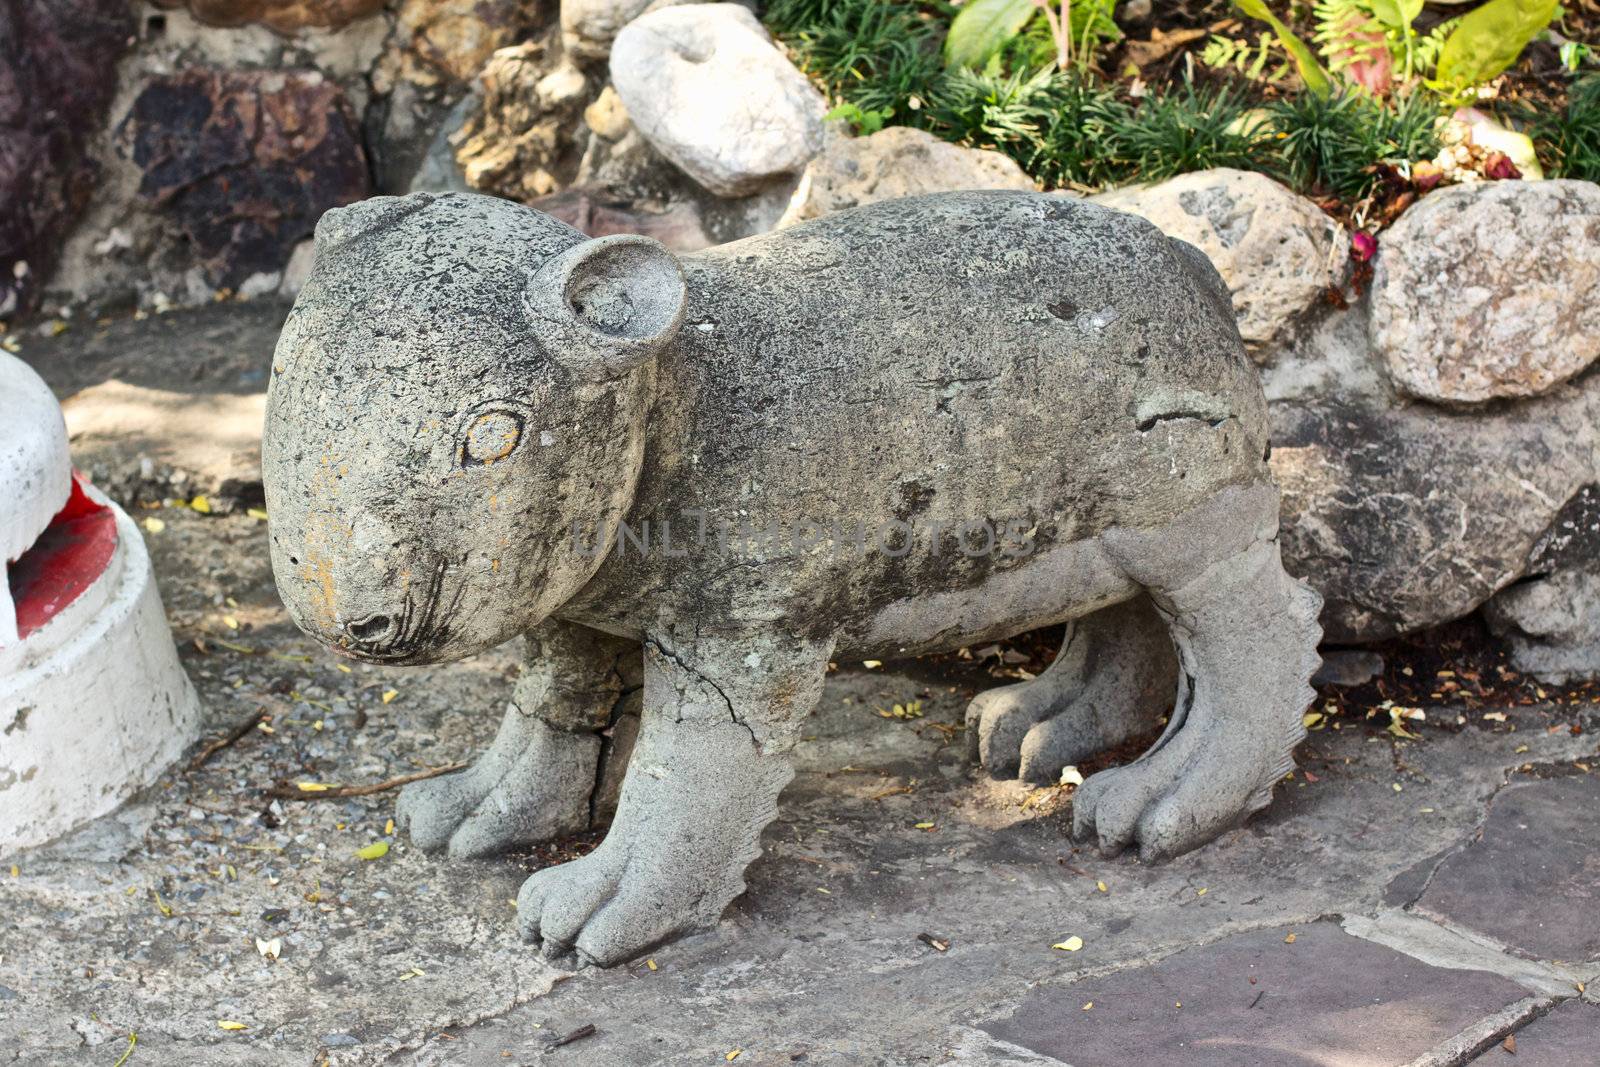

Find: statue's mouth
332;557;463;664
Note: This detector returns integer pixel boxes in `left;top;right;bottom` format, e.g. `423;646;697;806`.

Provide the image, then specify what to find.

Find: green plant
766;0;945;125
825;101;894;134
1432;0;1559;95
943;0;1118;72
1269;89;1442;198
1527;74;1600;180
1115;78;1270;181
1232;0;1335;95
1201;34;1292;83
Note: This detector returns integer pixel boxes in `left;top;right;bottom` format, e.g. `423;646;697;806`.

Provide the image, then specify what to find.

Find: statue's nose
344;614;395;644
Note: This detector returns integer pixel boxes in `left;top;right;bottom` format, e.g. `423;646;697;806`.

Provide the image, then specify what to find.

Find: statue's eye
460;410;525;467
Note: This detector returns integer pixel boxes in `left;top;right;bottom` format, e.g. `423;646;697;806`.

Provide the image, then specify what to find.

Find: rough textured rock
1270;381;1600;643
0;0;131;318
452;40;590;202
778;126;1036;228
394;0;544;85
1092;168;1346;357
1371;181;1600;404
610;3;826;197
263;189;1320;966
562;0;696;58
150;0;384;33
1484;569;1600;684
117;69;370;293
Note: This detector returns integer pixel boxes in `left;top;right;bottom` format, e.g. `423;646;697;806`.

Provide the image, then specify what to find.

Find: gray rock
1311;649;1384;687
561;0;704;58
1484;568;1600;684
778;126;1036;228
609;3;826;197
1270;381;1600;642
1092;169;1347;358
263;189;1321;965
1370;180;1600;404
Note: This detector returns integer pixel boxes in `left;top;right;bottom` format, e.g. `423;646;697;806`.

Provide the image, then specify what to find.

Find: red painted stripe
8;473;118;640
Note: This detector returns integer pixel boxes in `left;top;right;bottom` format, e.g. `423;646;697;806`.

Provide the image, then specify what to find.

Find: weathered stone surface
1485;569;1600;684
1417;773;1600;963
610;3;826;197
117;69;369;293
0;0;130;318
395;0;542;85
1311;649;1384;687
263;189;1320;966
985;922;1530;1064
1092;168;1346;356
779;126;1036;228
562;0;699;57
1480;1001;1600;1065
452;40;590;202
1270;380;1600;642
573;123;800;247
1371;181;1600;404
150;0;384;33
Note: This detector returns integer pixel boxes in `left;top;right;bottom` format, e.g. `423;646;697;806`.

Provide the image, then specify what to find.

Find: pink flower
1352;232;1377;262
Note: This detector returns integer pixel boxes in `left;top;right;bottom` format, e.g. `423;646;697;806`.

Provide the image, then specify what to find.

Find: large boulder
0;0;130;318
1092;169;1347;357
1270;378;1600;643
117;69;370;293
778;126;1036;228
1370;180;1600;404
610;3;826;197
150;0;384;33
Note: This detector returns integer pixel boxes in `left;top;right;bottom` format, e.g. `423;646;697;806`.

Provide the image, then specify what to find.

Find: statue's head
262;192;685;664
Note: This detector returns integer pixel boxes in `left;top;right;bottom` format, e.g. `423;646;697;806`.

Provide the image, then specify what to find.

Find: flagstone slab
1415;773;1600;965
981;921;1529;1066
1475;1000;1600;1065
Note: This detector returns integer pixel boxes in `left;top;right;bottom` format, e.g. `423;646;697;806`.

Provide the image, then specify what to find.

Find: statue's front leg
517;631;833;966
396;618;637;858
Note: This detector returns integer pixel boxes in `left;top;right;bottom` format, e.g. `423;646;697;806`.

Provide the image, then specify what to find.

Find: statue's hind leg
1071;485;1322;862
966;598;1174;784
396;619;638;859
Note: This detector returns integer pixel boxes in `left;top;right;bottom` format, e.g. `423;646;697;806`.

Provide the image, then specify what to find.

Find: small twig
917;932;951;953
1249;990;1265;1009
549;1023;597;1049
266;762;467;800
188;708;269;771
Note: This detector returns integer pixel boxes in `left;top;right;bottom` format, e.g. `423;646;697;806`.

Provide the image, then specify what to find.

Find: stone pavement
1;304;1597;1065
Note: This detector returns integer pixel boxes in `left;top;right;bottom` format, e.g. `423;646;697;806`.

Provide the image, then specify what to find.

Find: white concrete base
0;501;202;853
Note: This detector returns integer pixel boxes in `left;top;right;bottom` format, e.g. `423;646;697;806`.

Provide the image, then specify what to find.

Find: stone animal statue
263;190;1322;967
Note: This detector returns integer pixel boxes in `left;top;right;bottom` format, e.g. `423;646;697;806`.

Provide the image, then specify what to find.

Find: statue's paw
395;768;491;854
967;683;1104;785
1070;727;1278;862
966;681;1062;778
517;847;704;968
397;749;593;860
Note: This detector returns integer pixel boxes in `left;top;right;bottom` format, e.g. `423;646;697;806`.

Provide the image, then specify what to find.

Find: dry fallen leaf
356;841;390;861
217;1020;248;1031
256;937;282;960
142;517;165;534
382;690;399;705
1096;881;1108;893
1284;932;1297;944
297;782;332;793
1052;936;1084;952
1059;766;1085;787
1082;1001;1093;1010
190;495;211;515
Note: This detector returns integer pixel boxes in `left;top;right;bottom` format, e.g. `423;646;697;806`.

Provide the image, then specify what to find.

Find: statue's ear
527;234;686;381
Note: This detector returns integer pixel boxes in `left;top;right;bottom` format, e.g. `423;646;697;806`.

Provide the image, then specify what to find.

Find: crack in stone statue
262;190;1323;967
